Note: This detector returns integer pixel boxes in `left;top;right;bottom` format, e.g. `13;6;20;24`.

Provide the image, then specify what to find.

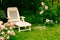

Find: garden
0;0;60;40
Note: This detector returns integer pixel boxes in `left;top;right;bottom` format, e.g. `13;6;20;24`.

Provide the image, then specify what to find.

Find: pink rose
4;22;15;28
0;37;5;40
3;23;10;26
45;6;48;10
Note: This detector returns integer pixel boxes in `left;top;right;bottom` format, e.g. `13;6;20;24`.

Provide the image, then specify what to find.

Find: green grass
10;24;60;40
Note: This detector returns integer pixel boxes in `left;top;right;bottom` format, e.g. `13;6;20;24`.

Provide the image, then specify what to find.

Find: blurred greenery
0;0;60;24
0;10;6;18
0;0;60;40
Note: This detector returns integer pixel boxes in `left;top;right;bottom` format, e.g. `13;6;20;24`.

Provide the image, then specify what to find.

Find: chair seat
14;21;31;27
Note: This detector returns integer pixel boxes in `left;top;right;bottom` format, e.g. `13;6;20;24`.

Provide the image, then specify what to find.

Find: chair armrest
20;16;25;22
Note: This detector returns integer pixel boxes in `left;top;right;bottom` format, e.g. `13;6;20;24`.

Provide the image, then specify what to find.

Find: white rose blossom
0;25;5;30
0;21;3;25
7;30;15;36
41;2;45;6
40;10;44;14
10;27;13;29
6;35;10;39
1;31;5;35
46;19;50;23
45;5;48;10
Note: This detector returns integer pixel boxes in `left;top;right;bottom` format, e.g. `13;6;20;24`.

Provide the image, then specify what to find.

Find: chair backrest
7;7;20;22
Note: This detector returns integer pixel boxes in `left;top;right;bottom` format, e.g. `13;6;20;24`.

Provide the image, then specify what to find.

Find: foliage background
0;0;60;24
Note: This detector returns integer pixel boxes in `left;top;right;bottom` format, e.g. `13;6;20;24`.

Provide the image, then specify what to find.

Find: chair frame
7;7;31;32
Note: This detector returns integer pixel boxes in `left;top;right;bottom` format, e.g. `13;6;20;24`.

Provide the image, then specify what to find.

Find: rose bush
0;21;15;40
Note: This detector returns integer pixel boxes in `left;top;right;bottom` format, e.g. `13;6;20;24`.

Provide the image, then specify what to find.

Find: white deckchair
7;7;31;32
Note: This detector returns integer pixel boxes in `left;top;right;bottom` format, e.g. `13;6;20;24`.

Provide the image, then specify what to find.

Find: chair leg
18;26;31;32
18;26;21;32
29;26;31;31
25;26;26;29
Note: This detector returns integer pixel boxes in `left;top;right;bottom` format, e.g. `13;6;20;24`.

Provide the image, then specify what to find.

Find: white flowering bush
45;19;54;26
0;21;15;40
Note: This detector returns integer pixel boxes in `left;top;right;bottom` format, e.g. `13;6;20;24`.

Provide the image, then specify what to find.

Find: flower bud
41;2;45;6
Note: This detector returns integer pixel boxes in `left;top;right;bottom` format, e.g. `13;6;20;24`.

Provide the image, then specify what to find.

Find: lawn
10;24;60;40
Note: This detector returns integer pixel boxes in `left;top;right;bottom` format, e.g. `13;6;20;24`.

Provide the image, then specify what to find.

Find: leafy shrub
56;4;60;23
0;10;6;18
0;10;7;23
